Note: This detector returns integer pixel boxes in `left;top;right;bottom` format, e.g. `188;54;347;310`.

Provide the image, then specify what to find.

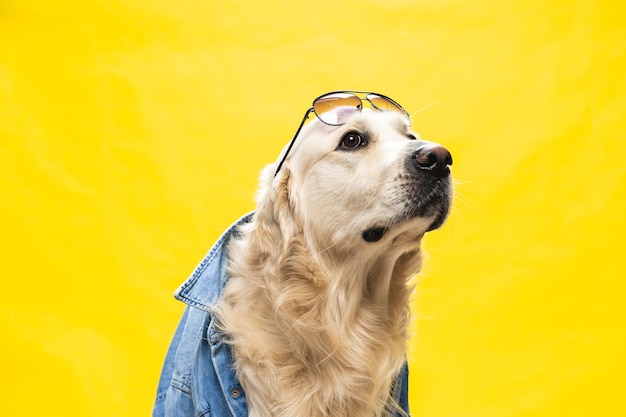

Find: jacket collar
174;212;254;312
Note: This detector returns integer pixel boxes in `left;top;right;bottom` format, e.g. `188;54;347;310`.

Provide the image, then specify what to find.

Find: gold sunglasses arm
274;107;314;177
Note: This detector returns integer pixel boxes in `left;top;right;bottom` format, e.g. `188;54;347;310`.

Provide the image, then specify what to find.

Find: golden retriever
214;107;452;417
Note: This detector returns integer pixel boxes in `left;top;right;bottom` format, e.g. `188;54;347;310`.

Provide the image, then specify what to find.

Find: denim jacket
153;213;411;417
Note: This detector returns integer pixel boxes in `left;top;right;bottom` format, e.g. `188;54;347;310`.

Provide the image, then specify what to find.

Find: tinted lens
313;93;361;125
367;94;409;118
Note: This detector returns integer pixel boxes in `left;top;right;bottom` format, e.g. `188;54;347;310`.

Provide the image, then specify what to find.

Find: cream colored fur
215;110;450;417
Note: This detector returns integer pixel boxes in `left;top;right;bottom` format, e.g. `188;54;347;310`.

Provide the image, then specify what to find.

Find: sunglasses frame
273;91;410;177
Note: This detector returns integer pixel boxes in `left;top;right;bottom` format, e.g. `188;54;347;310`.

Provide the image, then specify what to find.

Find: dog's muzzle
361;143;453;242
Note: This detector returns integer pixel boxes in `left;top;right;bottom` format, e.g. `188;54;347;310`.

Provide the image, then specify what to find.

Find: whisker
453;190;475;209
448;205;467;231
319;240;341;255
452;179;478;186
409;102;436;118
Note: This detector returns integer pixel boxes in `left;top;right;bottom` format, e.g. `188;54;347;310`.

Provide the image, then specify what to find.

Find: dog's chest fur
216;227;420;417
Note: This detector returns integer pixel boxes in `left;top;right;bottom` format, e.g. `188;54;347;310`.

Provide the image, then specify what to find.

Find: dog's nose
414;145;453;178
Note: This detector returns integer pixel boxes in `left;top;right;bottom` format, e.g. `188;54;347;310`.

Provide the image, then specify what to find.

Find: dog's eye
407;133;417;140
340;132;365;149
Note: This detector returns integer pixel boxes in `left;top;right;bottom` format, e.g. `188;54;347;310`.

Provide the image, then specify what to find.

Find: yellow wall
1;0;625;415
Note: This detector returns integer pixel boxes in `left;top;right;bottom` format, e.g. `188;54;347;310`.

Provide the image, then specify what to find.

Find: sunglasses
274;91;410;176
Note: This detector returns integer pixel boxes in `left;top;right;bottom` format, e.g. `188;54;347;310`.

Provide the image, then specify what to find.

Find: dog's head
257;107;452;255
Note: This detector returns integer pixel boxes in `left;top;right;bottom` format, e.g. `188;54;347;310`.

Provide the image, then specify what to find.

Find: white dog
213;94;453;417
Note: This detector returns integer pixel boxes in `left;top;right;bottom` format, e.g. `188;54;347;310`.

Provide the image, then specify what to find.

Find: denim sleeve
152;307;190;417
395;362;410;416
153;305;249;417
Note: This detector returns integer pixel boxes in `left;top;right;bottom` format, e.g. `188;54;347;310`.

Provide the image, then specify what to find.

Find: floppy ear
251;165;328;323
249;163;302;255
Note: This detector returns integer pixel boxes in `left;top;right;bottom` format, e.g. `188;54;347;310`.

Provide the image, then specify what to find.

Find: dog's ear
250;163;302;254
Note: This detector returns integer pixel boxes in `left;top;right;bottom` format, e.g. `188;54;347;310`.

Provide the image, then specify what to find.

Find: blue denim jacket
153;213;411;417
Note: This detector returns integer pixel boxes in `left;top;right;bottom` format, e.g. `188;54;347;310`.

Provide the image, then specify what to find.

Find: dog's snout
414;145;453;178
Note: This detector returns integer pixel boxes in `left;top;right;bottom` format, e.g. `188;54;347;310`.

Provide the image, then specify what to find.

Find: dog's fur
214;109;452;417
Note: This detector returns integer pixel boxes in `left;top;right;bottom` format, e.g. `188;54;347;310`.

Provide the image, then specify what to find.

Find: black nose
414;145;453;178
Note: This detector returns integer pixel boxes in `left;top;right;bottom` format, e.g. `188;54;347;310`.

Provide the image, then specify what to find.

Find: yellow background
1;0;625;415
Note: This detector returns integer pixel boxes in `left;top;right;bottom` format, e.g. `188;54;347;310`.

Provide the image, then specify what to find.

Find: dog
214;104;452;417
